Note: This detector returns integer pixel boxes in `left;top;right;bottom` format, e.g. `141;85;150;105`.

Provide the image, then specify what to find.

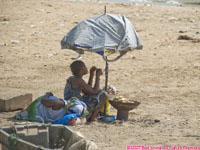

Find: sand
0;0;200;149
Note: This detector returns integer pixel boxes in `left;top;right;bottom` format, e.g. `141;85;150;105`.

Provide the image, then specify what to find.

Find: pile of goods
112;96;134;104
105;85;135;104
109;95;140;111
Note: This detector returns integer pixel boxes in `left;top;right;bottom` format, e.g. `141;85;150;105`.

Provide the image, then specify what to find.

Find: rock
178;35;200;43
30;25;35;28
178;35;193;40
132;56;136;59
1;21;9;25
10;40;20;44
47;4;52;7
3;18;9;21
154;119;160;123
59;23;64;27
0;91;32;111
0;42;6;46
47;53;53;57
168;16;179;22
179;30;187;33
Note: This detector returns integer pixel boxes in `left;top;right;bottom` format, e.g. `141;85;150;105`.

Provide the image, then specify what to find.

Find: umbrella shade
61;13;143;115
61;13;142;61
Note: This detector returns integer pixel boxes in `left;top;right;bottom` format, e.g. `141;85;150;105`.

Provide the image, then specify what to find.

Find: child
15;92;87;126
64;60;108;121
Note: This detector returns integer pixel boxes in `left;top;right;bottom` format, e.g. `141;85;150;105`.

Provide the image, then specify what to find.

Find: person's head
70;60;88;77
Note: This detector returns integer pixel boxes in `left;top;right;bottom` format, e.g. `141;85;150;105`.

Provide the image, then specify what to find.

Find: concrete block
17;129;49;148
0;91;32;111
0;124;98;150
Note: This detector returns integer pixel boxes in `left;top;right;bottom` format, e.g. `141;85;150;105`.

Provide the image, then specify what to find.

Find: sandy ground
0;0;200;149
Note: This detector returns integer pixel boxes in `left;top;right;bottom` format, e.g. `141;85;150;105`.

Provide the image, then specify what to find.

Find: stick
104;60;108;115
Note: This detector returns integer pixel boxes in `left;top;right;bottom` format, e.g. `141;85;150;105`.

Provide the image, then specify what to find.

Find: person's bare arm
41;98;65;110
81;69;103;95
88;66;97;86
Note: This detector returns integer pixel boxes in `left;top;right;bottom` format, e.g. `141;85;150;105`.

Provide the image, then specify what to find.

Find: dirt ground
0;0;200;149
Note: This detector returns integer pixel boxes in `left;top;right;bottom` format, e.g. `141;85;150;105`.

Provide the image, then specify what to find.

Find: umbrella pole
104;59;108;115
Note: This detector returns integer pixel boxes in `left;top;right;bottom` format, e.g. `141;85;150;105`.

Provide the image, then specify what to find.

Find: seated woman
64;60;108;121
15;92;88;126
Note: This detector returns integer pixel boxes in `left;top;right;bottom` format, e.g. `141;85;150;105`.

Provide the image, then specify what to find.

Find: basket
109;100;140;111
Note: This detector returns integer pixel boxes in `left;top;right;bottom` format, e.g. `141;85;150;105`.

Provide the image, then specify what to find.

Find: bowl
109;100;140;111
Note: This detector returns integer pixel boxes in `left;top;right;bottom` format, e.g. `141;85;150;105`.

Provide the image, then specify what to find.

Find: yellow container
100;100;110;115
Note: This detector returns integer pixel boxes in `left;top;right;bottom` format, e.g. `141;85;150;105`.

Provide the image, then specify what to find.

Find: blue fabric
52;113;80;125
96;51;104;56
48;96;60;100
68;105;83;116
36;96;68;123
73;44;92;49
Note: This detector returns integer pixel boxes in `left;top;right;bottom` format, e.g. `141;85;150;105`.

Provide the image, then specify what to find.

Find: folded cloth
65;97;88;116
52;113;80;125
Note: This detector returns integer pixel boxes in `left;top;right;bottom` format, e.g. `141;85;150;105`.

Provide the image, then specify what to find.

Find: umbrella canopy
61;13;143;62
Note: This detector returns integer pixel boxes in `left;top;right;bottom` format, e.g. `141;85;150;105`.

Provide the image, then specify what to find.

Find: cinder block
0;91;32;111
